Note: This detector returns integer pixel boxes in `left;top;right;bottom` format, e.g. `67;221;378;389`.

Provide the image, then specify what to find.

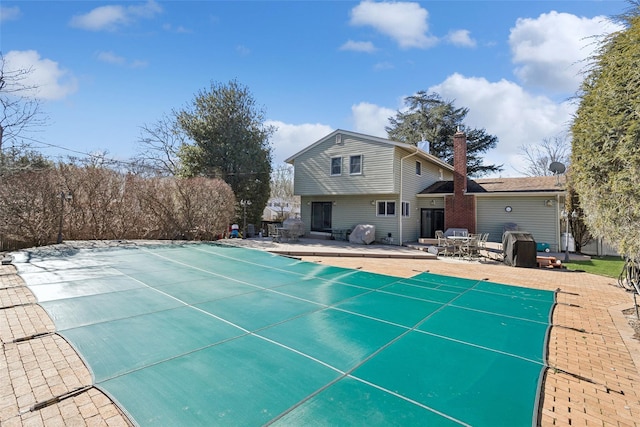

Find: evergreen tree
386;92;502;177
570;6;640;260
177;80;274;227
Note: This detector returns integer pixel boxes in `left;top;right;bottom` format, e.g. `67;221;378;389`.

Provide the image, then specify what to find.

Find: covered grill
502;231;537;268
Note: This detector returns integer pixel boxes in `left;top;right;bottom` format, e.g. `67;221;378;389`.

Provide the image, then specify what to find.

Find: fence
0;236;34;252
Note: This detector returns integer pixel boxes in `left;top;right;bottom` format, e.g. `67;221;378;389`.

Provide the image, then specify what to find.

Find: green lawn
564;256;624;278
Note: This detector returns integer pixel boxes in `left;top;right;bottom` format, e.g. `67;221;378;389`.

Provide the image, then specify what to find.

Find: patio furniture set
267;223;301;243
435;229;489;261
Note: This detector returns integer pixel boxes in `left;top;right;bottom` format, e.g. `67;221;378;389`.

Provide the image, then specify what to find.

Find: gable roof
284;129;454;172
419;175;566;195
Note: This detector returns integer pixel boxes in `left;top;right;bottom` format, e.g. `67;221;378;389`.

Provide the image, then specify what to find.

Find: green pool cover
14;243;555;426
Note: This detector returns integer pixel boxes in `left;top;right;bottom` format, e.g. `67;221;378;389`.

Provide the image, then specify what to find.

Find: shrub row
0;165;236;247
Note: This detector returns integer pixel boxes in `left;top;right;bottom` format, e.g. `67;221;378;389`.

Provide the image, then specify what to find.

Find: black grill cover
502;231;537;268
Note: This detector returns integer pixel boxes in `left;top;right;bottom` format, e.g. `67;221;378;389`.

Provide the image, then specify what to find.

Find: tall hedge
570;9;640;261
0;165;236;246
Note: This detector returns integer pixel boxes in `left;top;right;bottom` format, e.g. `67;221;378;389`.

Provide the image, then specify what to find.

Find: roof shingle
419;175;566;194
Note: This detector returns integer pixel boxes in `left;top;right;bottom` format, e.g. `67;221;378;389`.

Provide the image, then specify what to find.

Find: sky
0;0;629;177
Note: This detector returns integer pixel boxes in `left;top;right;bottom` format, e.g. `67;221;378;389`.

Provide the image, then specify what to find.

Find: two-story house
285;129;567;250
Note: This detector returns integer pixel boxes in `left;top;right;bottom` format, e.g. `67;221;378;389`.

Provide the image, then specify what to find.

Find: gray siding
417;198;445;210
394;148;451;242
300;195;402;243
293;134;396;196
292;133;454;244
476;196;561;250
396;149;424;243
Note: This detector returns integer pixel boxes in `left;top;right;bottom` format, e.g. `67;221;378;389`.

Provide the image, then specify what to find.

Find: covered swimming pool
14;242;555;426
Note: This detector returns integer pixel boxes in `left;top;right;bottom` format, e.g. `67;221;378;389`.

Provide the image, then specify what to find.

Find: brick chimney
444;130;476;233
453;130;467;196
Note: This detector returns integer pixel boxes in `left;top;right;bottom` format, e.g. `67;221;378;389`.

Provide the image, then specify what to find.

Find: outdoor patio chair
479;233;489;249
435;230;453;256
460;234;481;260
268;224;282;242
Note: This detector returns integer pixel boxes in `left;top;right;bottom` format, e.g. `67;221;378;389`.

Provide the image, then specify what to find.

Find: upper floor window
330;157;342;176
350;155;362;175
416;161;422;176
377;200;396;217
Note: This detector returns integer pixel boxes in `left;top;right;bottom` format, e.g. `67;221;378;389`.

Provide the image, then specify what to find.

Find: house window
402;201;410;217
349;155;362;175
416;161;422;176
330;157;342;176
377;201;396;217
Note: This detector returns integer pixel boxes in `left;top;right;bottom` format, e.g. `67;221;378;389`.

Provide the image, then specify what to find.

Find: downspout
556;193;562;252
399;146;420;245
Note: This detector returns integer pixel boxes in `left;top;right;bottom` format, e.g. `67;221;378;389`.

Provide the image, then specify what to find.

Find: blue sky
0;0;627;177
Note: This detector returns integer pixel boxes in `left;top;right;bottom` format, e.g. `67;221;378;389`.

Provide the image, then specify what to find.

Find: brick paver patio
1;241;638;426
0;264;132;427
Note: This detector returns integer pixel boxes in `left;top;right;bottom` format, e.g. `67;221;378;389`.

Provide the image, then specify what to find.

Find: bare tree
135;113;185;176
269;165;299;221
0;53;47;154
0;168;60;245
516;134;571;176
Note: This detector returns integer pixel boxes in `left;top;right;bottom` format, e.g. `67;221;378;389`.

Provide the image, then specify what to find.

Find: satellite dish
549;161;566;175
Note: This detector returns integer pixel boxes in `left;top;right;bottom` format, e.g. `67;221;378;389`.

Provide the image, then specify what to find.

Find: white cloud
0;5;21;22
509;11;623;93
350;102;395;137
3;50;78;100
349;1;438;49
127;0;162;19
96;51;148;68
445;29;476;48
130;59;148;69
340;40;376;53
162;23;191;33
70;5;129;31
373;61;394;71
69;0;162;31
430;73;575;176
97;51;126;65
266;121;334;165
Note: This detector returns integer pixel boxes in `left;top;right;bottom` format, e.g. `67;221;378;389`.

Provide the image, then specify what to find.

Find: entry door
420;208;444;238
311;202;332;232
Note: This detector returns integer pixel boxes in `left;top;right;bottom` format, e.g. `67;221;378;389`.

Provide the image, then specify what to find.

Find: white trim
417;191;565;198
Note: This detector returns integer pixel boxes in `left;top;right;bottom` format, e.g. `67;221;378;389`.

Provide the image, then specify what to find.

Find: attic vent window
335;134;342;144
